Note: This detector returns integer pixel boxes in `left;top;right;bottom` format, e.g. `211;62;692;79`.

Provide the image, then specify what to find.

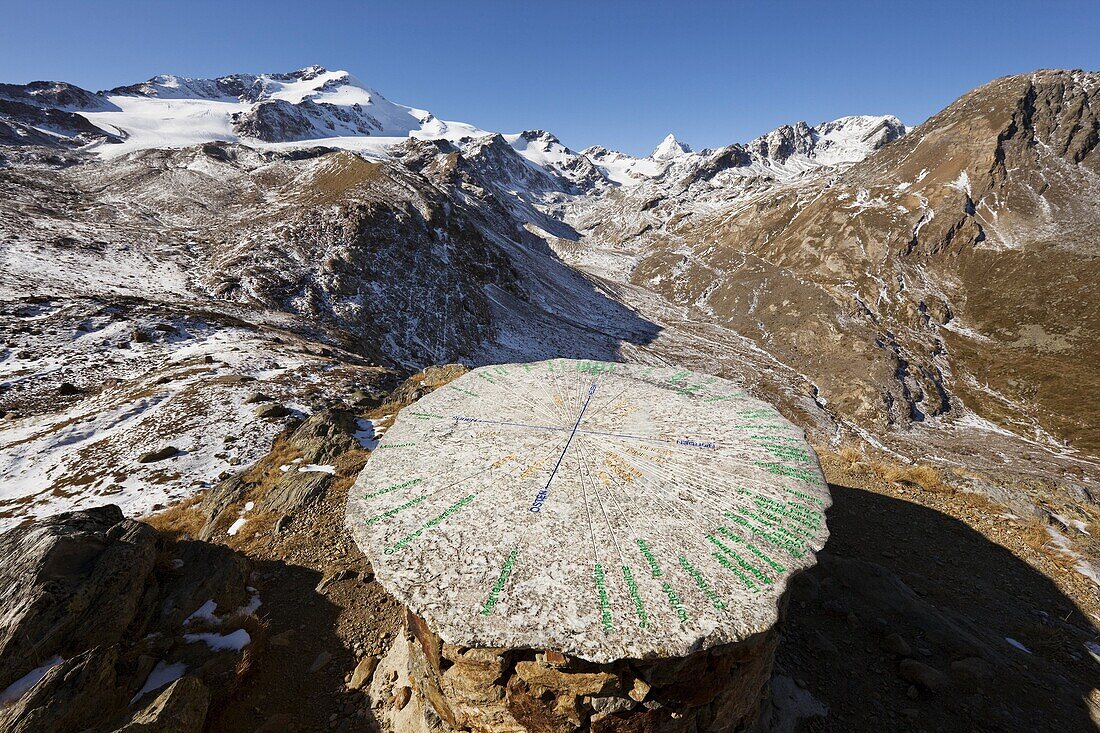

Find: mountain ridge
0;64;908;181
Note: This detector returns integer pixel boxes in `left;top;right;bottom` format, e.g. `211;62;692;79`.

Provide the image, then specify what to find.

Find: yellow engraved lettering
493;453;517;468
520;459;546;480
604;452;642;482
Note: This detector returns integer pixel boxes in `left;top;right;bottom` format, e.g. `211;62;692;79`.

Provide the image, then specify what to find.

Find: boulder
350;361;827;733
254;403;291;419
0;646;129;733
0;506;157;690
199;408;361;538
112;676;209;732
0;505;256;732
138;446;180;463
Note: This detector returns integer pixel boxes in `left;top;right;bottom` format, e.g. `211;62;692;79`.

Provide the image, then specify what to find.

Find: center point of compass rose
528;382;598;514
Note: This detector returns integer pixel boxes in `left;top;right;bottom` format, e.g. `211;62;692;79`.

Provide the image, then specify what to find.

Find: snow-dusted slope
746;114;907;166
4;64;1099;537
74;66;486;156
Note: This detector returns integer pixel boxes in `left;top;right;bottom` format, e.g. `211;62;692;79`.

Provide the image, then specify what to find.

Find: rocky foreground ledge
0;505;257;732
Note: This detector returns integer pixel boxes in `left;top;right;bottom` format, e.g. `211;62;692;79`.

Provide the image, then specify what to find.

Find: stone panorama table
347;359;831;665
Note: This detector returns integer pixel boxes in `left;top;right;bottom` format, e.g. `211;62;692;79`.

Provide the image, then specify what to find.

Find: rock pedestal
348;360;831;732
405;608;782;733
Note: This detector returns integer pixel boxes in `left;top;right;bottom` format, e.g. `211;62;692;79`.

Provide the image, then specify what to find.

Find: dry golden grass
143;493;206;540
871;461;949;493
334;447;371;477
1020;521;1055;554
240;433;301;485
184;606;271;688
838;443;864;464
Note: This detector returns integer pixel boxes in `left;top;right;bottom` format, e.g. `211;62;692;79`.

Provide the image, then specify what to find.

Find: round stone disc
347;359;831;663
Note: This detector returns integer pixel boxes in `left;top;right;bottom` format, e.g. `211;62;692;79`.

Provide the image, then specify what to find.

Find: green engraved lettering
678;555;726;610
708;532;771;585
712;551;759;592
481;548;519;616
384;494;476;554
788;488;826;506
637;539;662;578
364;477;422;500
365;495;426;526
757;461;824;486
594;563;613;633
747;543;786;574
622;565;648;629
661;581;689;623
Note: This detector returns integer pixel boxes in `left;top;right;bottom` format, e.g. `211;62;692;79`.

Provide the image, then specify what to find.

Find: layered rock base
405;610;780;733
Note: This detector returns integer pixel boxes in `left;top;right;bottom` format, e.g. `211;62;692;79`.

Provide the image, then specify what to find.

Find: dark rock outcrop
199;407;363;539
0;506;256;732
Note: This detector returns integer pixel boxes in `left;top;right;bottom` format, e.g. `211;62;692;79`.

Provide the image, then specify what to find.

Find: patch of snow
948;169;972;197
0;656;63;704
1046;527;1100;586
1005;637;1032;654
184;629;251;652
355;417;387;450
241;587;262;615
131;661;187;703
227;501;255;536
297;464;335;474
185;600;218;624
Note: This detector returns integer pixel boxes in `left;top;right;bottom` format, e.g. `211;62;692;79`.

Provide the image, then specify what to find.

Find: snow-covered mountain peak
59;65;487;155
651;133;692;160
811;114;906;163
747;114;905;166
106;65;396;110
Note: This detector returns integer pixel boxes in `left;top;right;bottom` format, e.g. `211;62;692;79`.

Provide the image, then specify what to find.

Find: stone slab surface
347;360;831;663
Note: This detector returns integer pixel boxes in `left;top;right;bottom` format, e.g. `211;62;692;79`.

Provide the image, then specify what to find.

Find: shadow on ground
779;484;1098;731
204;560;367;732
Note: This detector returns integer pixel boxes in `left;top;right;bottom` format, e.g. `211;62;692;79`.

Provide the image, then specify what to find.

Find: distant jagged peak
581;144;629;162
517;129;564;146
747;114;905;165
651;133;692;160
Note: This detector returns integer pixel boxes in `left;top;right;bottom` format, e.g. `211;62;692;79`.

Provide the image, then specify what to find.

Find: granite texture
347;360;830;663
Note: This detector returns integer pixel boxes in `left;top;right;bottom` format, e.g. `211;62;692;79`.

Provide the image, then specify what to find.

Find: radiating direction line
529;381;598;513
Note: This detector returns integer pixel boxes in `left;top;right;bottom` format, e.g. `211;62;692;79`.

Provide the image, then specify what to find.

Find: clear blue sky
3;0;1099;156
